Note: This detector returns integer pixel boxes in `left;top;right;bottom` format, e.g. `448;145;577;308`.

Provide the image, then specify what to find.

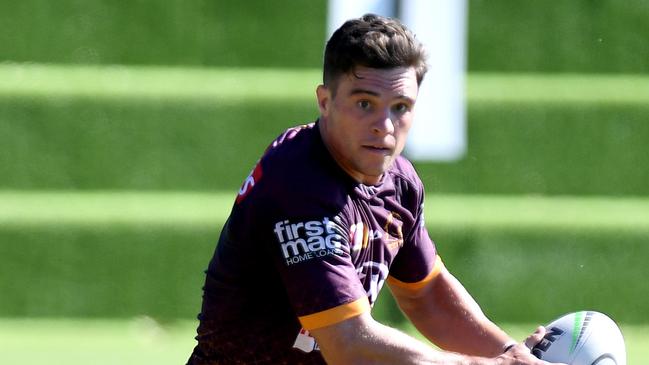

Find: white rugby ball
531;311;626;365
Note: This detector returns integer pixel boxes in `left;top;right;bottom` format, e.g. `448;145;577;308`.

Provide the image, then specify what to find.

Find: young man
187;14;564;365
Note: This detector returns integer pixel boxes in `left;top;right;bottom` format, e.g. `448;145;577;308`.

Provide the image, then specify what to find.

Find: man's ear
316;84;331;117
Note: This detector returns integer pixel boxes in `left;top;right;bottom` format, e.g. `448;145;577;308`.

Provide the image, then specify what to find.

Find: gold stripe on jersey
386;255;444;292
298;297;370;330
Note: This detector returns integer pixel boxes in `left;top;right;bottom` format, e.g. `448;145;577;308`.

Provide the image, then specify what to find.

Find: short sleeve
265;213;370;330
227;123;371;331
387;186;440;287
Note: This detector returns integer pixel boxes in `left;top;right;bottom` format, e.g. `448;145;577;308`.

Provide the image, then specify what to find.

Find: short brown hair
323;14;428;95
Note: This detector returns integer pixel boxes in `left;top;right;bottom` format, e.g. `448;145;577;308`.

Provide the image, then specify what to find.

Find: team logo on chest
384;212;404;250
349;212;404;253
356;261;389;304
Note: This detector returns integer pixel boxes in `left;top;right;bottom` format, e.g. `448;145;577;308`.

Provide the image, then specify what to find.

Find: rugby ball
531;311;626;365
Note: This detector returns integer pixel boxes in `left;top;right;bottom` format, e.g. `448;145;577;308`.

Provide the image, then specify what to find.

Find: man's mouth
363;145;392;154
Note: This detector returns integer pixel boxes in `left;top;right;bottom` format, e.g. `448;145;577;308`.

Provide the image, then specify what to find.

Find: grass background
2;191;648;324
2;64;649;195
0;319;646;364
3;0;648;72
2;0;649;362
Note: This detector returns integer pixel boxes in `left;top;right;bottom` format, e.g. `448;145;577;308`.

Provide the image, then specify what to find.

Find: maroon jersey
188;122;440;364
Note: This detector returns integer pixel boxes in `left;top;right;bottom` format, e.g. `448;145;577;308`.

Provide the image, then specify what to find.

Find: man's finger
523;326;546;349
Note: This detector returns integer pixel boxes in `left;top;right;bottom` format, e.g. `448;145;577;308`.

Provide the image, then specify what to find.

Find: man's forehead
341;66;418;96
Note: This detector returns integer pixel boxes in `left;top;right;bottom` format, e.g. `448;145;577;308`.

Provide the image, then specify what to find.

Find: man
188;14;563;365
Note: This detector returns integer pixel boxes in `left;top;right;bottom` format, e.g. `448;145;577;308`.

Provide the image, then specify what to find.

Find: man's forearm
312;312;495;365
392;269;514;357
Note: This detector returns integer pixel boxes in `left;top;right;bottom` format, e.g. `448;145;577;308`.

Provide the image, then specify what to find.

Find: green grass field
3;64;649;195
3;63;649;362
0;318;646;364
3;63;649;104
2;190;649;230
3;3;649;362
2;191;649;322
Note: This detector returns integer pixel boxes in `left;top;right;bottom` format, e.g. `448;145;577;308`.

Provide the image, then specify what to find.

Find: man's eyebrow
395;94;416;104
349;88;379;96
349;88;415;103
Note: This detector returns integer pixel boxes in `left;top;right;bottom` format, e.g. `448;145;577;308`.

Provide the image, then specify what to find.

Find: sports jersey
188;121;440;364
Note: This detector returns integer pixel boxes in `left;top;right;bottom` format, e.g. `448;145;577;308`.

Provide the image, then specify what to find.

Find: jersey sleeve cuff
298;297;370;330
386;255;444;292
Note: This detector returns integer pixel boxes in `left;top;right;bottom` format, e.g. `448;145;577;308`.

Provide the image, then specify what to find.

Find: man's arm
388;264;513;357
388;263;558;364
310;309;555;365
310;310;496;365
309;260;563;365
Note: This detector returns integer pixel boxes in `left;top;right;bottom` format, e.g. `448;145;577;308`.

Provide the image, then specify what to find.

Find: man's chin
358;166;391;184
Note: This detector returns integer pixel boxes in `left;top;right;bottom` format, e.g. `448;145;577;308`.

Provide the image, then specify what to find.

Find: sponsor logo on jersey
273;218;344;266
236;162;263;204
292;328;320;353
356;261;389;304
350;222;374;252
419;203;426;228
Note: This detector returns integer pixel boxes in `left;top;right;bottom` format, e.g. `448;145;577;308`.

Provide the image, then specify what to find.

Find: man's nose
372;110;395;135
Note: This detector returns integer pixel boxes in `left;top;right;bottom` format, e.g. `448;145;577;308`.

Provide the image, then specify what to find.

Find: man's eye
357;100;371;110
393;103;410;113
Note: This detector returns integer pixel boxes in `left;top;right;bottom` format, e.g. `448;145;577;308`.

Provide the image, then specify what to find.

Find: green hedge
468;0;649;73
374;226;649;327
0;0;326;68
3;222;645;325
2;66;648;195
3;1;649;72
4;98;648;195
0;223;214;318
0;96;315;191
1;192;648;323
418;102;649;196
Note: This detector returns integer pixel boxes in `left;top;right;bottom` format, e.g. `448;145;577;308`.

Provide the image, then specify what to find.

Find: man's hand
495;326;568;365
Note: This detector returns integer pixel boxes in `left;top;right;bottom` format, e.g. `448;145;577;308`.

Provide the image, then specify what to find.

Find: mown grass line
0;318;646;365
0;191;233;227
468;72;649;104
2;63;649;104
2;191;649;232
0;64;319;103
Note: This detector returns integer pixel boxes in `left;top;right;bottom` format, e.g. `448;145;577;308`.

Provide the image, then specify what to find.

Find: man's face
317;66;419;185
